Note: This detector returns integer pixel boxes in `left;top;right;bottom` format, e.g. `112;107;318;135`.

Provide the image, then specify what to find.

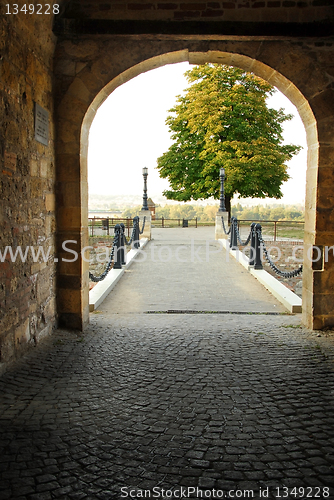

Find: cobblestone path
1;229;334;500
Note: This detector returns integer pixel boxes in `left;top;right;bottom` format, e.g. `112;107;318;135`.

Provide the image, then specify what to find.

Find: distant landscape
89;193;305;222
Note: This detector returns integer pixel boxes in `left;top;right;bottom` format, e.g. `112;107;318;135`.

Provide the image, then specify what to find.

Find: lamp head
220;167;225;177
142;167;148;175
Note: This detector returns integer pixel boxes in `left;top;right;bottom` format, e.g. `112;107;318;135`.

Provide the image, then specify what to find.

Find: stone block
45;193;56;212
56;154;81;182
37;274;52;303
31;262;47;275
54;58;76;77
67;78;91;103
35;324;52;344
313;293;334;318
57;207;82;230
4;151;17;173
0;331;15;363
57;288;82;314
58;255;82;276
30;178;42;198
316;118;334;145
43;297;57;323
14;318;30;346
310;89;334;122
56;117;81;144
62;40;99;59
40;158;48;178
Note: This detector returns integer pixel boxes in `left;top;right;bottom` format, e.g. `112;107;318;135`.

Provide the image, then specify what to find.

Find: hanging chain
123;219;138;246
139;216;146;234
256;226;303;278
89;217;143;283
234;218;252;246
89;231;120;283
221;216;231;235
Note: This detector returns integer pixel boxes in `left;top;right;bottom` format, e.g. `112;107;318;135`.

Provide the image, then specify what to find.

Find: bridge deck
101;227;286;315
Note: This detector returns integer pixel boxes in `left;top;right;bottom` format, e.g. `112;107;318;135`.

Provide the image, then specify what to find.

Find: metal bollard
249;223;256;266
113;224;122;269
229;216;238;250
133;216;140;249
120;223;126;265
254;223;263;270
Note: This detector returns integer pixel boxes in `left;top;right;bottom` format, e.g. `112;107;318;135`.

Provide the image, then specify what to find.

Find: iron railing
153;217;198;228
89;217;133;237
223;216;303;278
235;219;304;242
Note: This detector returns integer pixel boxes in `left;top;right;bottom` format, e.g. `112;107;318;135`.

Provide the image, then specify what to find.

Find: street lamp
218;167;226;212
141;167;149;211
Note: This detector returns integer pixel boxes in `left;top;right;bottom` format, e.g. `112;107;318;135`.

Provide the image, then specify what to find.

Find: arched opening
79;50;316;326
56;40;333;331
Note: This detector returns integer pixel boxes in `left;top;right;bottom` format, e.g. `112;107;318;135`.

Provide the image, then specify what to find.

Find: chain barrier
221;216;231;235
89;231;119;283
89;216;143;283
233;218;252;247
123;218;138;246
256;225;303;278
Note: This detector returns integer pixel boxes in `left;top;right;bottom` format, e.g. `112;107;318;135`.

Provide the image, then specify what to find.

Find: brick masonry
0;13;57;369
61;0;333;22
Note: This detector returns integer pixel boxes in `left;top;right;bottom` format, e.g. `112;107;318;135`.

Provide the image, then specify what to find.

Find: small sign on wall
34;103;49;146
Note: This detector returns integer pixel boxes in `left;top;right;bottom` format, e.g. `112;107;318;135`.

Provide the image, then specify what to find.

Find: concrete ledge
89;238;148;312
219;239;302;314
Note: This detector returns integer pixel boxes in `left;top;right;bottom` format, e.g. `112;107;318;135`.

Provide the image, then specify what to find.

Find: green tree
155;205;171;219
121;206;142;218
157;64;301;214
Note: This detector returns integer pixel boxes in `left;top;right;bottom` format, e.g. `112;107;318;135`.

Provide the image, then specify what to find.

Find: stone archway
55;39;333;331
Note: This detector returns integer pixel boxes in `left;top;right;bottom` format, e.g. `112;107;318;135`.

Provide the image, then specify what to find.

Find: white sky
88;62;307;205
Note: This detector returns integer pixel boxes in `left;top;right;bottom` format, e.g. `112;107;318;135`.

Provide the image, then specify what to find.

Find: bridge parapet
215;211;229;241
140;210;152;241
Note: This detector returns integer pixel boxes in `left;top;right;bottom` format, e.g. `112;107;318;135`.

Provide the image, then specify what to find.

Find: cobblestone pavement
1;229;334;500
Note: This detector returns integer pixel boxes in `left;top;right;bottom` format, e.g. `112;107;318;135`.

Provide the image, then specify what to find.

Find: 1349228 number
276;486;330;498
6;4;60;14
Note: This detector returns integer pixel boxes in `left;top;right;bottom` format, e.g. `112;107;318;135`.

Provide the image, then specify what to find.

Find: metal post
249;223;256;266
113;224;122;269
119;223;126;265
162;216;164;228
133;216;140;249
219;167;226;212
274;221;277;242
254;223;263;270
230;216;238;250
141;167;149;211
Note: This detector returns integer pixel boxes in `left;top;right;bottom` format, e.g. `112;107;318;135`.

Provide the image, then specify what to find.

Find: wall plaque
34;103;49;146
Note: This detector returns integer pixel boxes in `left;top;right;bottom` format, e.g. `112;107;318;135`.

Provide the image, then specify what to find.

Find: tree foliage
157;64;301;203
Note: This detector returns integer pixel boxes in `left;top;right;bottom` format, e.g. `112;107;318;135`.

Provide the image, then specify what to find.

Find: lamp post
141;167;149;211
218;167;226;212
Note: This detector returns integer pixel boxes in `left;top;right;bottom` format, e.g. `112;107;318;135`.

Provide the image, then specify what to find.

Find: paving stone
0;229;334;498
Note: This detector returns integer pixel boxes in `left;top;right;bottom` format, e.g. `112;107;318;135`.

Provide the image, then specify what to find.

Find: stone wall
0;13;57;370
60;0;332;22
